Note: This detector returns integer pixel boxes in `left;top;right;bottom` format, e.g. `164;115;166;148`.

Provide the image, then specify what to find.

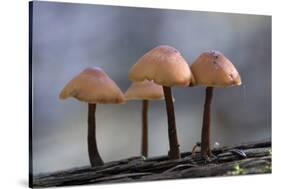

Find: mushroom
125;80;164;158
59;67;125;166
191;50;241;159
129;45;193;159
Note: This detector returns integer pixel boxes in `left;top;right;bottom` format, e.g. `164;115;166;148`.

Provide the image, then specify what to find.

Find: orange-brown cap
125;80;164;100
191;50;241;87
59;67;125;104
128;45;194;87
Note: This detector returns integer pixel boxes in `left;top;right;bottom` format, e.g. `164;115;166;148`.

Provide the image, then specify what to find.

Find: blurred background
31;1;271;174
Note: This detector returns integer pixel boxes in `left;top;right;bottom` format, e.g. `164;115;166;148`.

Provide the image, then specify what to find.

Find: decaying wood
32;139;271;187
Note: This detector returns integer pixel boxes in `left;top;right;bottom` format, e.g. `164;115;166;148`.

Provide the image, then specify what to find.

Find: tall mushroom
125;80;164;158
129;45;193;159
59;67;125;167
191;50;241;159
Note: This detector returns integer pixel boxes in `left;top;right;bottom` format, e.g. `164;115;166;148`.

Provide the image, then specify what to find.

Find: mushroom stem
163;86;180;159
88;103;104;167
201;87;214;157
141;100;149;157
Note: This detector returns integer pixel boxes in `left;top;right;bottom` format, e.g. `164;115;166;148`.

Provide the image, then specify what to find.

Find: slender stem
201;87;214;157
141;100;149;157
163;86;180;159
88;103;104;166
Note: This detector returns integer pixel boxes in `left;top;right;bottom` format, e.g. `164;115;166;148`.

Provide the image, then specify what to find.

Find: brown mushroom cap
128;45;194;87
59;67;125;104
125;80;164;100
191;50;241;87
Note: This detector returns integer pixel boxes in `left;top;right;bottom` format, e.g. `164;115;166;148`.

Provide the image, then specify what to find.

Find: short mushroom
59;67;125;167
129;45;193;159
191;50;241;159
125;80;164;158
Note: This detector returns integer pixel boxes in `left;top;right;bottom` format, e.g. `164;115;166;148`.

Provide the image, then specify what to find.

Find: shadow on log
32;139;271;187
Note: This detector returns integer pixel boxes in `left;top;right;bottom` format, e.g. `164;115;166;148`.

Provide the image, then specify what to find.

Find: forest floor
32;139;271;187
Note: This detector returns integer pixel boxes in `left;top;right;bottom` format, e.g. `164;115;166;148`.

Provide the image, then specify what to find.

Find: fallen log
32;138;271;187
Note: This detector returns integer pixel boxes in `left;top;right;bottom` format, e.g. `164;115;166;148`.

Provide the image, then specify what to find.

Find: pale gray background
31;1;271;174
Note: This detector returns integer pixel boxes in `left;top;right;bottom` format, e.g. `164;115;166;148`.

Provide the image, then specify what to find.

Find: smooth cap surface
191;50;241;87
59;67;125;104
129;45;194;87
125;80;164;100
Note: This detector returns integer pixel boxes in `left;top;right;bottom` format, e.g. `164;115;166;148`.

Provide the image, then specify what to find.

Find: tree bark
141;100;149;157
163;86;180;159
201;87;213;157
88;103;104;167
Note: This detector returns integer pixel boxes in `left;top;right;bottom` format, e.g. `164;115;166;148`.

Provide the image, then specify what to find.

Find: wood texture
33;139;271;187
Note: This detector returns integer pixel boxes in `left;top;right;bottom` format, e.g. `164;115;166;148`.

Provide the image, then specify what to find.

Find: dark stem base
88;103;104;167
141;100;149;157
201;87;213;157
163;86;180;159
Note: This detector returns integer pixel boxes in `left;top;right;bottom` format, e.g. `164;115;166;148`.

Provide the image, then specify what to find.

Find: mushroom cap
191;50;241;87
125;80;164;100
128;45;194;87
59;67;125;104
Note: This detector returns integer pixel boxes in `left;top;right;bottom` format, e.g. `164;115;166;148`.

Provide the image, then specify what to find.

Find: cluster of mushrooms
59;45;241;167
